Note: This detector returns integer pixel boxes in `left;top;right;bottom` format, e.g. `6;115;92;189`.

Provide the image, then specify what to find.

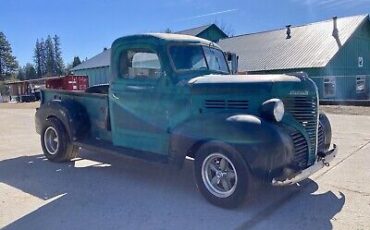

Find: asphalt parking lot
0;104;369;230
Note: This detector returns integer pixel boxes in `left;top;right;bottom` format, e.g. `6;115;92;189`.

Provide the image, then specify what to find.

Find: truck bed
40;89;112;142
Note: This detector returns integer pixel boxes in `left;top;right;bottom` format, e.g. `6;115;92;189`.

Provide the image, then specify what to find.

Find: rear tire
41;118;79;162
194;141;251;209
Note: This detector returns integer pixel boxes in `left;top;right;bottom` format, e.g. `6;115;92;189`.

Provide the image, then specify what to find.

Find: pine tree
17;66;26;80
35;38;48;77
72;56;81;67
34;35;65;77
0;32;18;81
164;28;172;33
17;63;37;80
34;39;43;77
40;39;47;76
25;63;37;79
45;35;55;76
53;35;64;74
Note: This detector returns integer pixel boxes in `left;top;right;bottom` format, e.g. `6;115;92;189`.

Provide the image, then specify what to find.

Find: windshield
169;45;229;74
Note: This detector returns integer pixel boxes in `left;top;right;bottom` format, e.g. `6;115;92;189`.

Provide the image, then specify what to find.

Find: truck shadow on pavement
0;151;345;230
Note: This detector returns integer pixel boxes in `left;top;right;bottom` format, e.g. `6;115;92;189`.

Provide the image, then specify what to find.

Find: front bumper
271;144;338;186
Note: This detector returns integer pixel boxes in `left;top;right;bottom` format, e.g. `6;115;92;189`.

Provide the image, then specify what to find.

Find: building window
356;76;367;94
323;76;336;97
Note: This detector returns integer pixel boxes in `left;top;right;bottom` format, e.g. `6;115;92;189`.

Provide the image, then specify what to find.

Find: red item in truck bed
46;75;88;91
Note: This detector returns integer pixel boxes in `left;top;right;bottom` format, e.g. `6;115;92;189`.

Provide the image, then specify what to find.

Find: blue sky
1;0;369;66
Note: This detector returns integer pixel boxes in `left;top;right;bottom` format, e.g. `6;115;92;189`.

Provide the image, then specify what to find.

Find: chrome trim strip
308;75;320;160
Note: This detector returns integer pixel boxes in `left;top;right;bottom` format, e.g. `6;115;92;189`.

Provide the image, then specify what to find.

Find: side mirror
225;52;239;74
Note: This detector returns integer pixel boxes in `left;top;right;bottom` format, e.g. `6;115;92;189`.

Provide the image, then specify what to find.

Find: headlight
261;99;285;122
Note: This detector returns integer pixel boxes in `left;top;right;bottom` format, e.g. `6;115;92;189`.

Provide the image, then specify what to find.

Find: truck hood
187;73;318;103
188;74;301;85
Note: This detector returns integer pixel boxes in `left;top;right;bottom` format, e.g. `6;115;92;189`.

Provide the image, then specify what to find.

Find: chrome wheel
43;126;59;155
201;153;238;198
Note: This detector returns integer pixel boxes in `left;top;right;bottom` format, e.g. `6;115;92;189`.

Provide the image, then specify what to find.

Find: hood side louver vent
204;100;249;110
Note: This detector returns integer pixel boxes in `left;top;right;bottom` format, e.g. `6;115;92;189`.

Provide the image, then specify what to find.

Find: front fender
35;99;90;141
319;112;332;151
169;114;294;180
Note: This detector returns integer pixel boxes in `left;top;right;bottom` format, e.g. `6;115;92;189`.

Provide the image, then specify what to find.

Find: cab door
110;47;170;155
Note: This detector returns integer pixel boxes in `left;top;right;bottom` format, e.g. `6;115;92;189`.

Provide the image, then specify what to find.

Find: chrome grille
284;96;318;159
290;131;309;169
204;100;248;110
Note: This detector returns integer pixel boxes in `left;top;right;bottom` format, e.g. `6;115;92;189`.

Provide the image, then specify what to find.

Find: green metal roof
177;24;214;36
177;24;228;41
218;14;369;72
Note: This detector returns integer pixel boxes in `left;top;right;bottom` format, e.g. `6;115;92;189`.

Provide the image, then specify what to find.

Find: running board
74;139;169;164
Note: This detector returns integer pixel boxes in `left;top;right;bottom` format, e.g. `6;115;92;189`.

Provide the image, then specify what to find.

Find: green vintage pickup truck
35;33;337;208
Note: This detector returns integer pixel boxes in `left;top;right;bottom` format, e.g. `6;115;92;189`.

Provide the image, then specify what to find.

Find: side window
119;48;161;79
323;76;336;97
203;47;229;73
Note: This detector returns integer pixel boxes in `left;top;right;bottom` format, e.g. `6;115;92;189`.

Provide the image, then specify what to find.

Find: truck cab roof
112;33;221;49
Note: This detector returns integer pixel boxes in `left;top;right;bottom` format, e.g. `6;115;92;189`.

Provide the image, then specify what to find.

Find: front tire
41;118;79;162
194;141;251;209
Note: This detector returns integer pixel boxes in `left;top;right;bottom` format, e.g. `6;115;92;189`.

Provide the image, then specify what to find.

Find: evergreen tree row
17;63;37;80
34;35;64;77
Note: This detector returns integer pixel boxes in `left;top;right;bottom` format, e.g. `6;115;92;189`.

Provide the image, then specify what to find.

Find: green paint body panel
36;34;330;180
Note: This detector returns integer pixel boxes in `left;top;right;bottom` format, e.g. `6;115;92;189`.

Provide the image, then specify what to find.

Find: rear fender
35;99;90;141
